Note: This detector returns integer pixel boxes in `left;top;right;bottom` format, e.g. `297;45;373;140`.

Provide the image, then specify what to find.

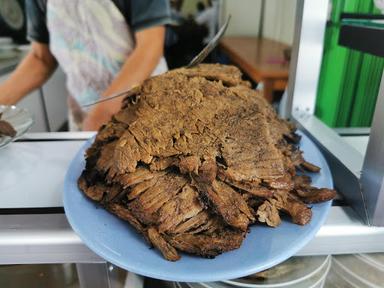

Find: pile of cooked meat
78;64;336;261
0;113;16;138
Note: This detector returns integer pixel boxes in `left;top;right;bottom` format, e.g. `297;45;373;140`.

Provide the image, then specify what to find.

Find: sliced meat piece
295;187;337;203
150;156;179;171
113;131;153;173
194;179;254;230
114;168;161;188
272;190;312;225
218;111;287;183
289;147;321;173
263;175;294;190
127;173;166;200
96;141;117;173
198;158;217;183
166;230;246;258
172;63;250;87
241;185;273;198
103;184;123;203
217;169;272;198
108;203;147;236
293;175;312;188
158;185;203;233
257;190;312;226
284;132;301;144
288;148;304;167
172;211;211;234
179;155;201;174
147;227;180;261
301;161;321;173
95;121;128;143
256;200;281;227
113;105;138;126
78;176;106;202
128;174;188;225
187;216;223;234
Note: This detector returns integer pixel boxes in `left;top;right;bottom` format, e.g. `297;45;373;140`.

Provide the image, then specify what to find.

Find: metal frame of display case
285;0;384;226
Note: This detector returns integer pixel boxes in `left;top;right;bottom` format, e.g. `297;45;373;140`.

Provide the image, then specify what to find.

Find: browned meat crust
147;227;180;261
77;64;336;261
294;187;337;203
166;229;246;258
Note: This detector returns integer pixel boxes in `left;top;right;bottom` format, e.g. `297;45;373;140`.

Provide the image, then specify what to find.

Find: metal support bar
361;71;384;226
2;208;384;264
284;0;303;119
0;214;103;264
285;0;329;118
334;127;370;136
297;206;384;255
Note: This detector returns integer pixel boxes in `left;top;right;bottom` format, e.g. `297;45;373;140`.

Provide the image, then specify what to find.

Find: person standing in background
0;0;171;131
196;2;206;18
195;0;219;44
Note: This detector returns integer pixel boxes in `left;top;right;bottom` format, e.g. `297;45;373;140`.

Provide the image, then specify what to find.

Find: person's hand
82;25;165;131
0;84;15;105
82;105;113;131
82;96;122;131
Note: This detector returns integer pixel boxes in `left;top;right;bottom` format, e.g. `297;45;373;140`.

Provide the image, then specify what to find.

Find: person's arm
0;42;57;105
82;25;165;131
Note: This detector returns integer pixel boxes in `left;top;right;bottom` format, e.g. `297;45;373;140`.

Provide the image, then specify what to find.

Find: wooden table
220;37;290;102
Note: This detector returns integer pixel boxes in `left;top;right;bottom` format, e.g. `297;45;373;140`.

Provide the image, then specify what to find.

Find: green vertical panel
349;55;384;126
335;50;362;126
315;25;348;126
330;0;344;23
315;0;382;128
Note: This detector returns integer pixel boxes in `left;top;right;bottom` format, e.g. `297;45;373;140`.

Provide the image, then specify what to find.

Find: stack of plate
0;105;33;149
174;256;331;288
326;253;384;288
0;37;17;59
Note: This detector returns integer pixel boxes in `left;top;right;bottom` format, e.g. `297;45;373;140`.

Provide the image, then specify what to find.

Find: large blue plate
64;132;333;282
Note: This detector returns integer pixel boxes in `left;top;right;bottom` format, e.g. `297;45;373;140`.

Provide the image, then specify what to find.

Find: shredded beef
78;64;336;261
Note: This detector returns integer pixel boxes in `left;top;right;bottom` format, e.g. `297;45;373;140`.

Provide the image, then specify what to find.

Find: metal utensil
186;14;231;68
82;15;231;108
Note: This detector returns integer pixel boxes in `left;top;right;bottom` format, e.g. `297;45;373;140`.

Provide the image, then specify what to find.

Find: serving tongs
82;15;231;108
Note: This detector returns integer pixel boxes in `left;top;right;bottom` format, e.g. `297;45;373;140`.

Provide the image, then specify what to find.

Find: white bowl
0;105;33;148
176;256;331;288
358;253;384;271
0;37;13;45
329;257;374;288
222;256;331;288
331;254;384;287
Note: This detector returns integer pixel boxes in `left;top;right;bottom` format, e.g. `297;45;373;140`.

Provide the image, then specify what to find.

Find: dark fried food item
0;113;16;138
78;64;336;260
